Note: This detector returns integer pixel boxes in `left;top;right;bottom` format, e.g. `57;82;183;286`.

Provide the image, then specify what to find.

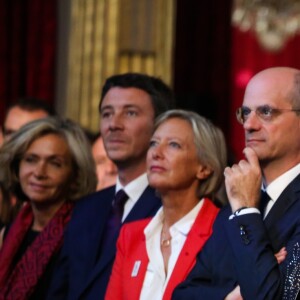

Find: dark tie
98;189;129;260
112;189;129;224
259;190;270;216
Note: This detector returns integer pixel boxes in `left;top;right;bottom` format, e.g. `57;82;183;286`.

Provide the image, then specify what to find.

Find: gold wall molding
62;0;175;132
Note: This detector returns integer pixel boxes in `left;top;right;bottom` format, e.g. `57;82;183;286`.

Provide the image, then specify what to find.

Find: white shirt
115;173;149;222
139;199;204;300
264;163;300;216
232;163;300;219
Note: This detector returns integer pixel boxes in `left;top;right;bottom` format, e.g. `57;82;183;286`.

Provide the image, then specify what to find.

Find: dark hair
6;97;56;118
100;73;175;117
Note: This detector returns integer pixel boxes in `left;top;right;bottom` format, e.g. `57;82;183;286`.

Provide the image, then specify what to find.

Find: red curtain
230;27;300;161
0;0;57;122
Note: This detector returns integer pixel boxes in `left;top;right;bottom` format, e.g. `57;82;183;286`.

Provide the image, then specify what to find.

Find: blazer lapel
86;187;115;270
126;223;149;300
79;185;161;298
264;174;300;230
124;186;161;223
76;187;116;298
163;199;219;300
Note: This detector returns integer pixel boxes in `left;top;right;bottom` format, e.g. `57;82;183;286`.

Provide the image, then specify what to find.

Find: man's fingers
243;147;259;167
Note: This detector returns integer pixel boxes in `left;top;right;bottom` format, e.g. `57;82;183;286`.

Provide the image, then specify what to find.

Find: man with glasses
173;67;300;300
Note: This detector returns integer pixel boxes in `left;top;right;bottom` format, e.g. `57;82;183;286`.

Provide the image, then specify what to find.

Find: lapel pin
131;260;141;277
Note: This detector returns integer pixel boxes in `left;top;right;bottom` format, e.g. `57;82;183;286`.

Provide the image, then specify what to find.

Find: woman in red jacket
105;109;227;300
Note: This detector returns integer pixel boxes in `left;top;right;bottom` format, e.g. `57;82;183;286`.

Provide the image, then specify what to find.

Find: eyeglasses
236;105;300;124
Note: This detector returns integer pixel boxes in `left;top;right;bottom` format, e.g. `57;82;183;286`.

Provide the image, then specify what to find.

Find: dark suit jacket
172;173;300;300
47;185;161;300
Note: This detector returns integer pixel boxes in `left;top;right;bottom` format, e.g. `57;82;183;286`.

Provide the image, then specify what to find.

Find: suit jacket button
239;225;250;245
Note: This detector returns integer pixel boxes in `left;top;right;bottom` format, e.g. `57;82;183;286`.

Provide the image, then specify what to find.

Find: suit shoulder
139;186;162;208
140;186;160;200
212;205;231;226
218;205;232;216
71;186;115;217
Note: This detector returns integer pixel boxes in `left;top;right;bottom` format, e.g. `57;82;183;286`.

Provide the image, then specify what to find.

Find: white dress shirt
115;173;149;222
139;199;204;300
231;163;300;219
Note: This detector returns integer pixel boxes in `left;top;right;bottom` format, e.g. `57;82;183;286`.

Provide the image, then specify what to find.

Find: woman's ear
196;165;212;180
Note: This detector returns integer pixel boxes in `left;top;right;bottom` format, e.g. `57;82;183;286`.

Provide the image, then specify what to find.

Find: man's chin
107;153;128;165
247;146;268;161
245;143;261;154
246;145;269;162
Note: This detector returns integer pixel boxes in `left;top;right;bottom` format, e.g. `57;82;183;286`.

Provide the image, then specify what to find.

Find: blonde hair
154;109;227;199
0;117;97;201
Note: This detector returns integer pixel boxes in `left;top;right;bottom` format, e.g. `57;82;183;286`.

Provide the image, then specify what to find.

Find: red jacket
105;198;219;300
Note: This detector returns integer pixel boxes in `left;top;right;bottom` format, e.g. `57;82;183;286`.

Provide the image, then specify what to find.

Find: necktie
112;189;129;224
97;190;129;261
259;190;270;216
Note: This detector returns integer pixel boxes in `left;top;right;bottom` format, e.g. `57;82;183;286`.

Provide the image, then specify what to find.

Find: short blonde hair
0;117;97;201
154;109;227;199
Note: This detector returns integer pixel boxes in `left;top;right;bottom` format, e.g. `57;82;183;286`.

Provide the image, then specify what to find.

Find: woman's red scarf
0;201;74;300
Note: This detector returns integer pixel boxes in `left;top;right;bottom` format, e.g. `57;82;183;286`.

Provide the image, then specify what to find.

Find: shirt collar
172;199;204;236
115;173;148;203
265;162;300;201
144;199;204;239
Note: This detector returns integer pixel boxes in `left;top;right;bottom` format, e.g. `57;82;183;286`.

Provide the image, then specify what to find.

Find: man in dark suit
173;67;300;300
47;73;175;300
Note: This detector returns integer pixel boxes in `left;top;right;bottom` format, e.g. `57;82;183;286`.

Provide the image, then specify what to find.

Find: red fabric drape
230;27;300;161
0;0;57;123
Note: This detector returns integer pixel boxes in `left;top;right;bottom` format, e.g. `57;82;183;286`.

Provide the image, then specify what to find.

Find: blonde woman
106;109;227;300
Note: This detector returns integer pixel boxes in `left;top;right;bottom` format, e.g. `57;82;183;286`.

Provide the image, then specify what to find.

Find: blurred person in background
2;97;56;142
92;134;118;190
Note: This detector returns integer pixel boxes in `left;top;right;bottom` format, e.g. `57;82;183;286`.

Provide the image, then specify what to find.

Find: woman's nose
33;162;47;178
151;144;164;159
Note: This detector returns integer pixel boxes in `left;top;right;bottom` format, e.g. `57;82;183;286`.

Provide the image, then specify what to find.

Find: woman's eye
23;155;37;163
50;160;62;168
149;140;157;148
170;141;180;149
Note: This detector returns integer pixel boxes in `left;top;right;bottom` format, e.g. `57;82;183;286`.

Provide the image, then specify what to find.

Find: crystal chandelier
232;0;300;52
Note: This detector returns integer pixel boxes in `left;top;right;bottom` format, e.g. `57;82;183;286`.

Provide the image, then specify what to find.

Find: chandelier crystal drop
232;0;300;52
